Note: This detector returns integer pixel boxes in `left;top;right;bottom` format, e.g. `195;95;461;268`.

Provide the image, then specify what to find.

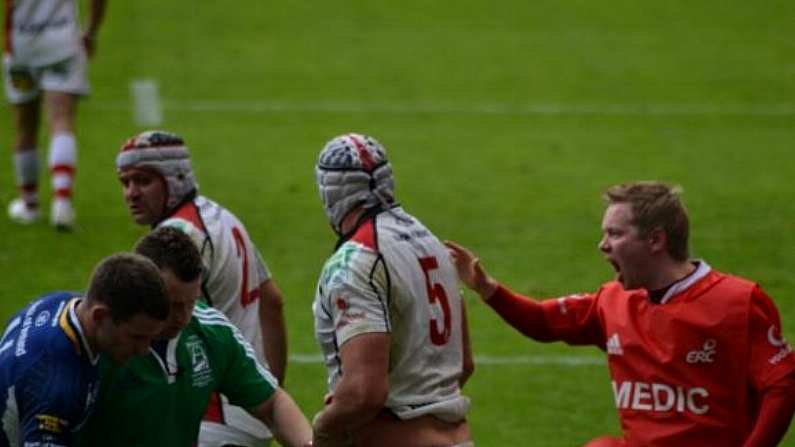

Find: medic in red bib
447;181;795;447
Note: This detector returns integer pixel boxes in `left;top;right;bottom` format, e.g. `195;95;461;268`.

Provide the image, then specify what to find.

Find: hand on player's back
444;240;498;300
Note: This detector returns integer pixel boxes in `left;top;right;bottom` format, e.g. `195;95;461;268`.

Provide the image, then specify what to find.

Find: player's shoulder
191;303;241;339
375;206;421;231
196;194;246;226
29;291;80;311
696;269;759;307
321;234;379;289
160;209;210;249
375;207;439;247
591;281;631;306
193;301;231;324
162;195;226;233
5;292;79;349
709;269;756;290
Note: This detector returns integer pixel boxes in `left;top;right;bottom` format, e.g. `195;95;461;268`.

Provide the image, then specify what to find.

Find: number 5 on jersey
419;256;452;345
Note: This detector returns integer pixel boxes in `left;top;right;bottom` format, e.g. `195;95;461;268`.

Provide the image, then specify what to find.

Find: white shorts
199;393;272;447
199;422;272;447
3;50;89;104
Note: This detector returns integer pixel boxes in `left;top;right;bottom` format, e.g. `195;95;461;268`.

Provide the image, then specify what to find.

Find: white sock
48;132;77;201
13;149;39;207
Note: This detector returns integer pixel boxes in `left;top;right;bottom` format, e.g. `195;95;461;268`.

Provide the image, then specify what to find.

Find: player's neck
645;258;696;292
75;299;100;353
339;207;366;235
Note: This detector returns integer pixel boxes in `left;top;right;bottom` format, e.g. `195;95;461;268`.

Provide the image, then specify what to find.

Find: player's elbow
348;378;389;415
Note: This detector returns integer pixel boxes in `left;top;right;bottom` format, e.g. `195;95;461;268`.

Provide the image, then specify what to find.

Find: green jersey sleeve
193;303;278;409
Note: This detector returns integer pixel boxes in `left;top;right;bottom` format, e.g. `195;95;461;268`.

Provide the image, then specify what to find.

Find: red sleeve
487;285;605;346
747;286;795;390
742;373;795;447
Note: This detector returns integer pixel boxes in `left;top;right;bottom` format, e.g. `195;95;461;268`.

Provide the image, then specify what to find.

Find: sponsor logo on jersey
686;339;717;364
607;333;623;356
35;311;50;327
321;243;360;288
612;380;709;415
34;414;69;434
768;326;786;347
393;229;430;242
186;337;213;387
16;301;41;357
556;294;586;315
332;294;367;330
767;325;792;365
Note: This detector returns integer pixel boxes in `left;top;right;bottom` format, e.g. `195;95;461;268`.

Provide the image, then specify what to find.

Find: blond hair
604;181;689;261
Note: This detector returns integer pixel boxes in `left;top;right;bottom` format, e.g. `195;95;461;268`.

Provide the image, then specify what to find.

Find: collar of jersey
148;336;180;384
60;298;99;365
659;260;712;305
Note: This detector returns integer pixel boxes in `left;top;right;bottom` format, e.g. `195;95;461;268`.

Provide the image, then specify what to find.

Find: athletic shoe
51;199;75;231
8;198;40;224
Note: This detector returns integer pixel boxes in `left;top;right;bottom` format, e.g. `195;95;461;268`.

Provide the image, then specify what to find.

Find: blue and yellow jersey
0;292;100;447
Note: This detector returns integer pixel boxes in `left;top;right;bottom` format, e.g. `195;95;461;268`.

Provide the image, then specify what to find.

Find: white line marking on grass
289;353;605;366
96;99;795;117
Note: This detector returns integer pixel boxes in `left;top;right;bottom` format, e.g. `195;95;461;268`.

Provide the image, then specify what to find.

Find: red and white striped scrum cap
116;130;198;213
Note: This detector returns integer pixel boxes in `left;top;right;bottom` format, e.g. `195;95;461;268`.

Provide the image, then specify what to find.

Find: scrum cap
316;133;395;233
116;130;198;214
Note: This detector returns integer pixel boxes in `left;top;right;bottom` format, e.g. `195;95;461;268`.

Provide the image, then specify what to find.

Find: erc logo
686;339;717;364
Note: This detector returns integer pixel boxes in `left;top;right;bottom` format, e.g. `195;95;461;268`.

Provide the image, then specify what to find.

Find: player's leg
583;435;626;447
41;51;89;230
45;91;78;229
4;58;42;224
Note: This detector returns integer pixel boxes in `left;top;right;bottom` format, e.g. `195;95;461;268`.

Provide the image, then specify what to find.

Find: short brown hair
86;253;170;323
134;227;203;282
604;181;690;261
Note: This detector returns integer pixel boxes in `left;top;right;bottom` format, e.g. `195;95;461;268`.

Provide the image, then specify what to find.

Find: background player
312;133;474;447
4;0;106;229
446;181;795;446
75;227;312;447
0;253;169;446
115;130;288;447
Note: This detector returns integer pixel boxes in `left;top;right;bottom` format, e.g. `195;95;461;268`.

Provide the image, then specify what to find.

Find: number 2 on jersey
418;256;452;345
232;227;258;307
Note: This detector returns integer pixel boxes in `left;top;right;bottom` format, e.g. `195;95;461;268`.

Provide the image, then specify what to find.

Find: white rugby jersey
314;207;470;421
159;195;273;441
5;0;83;66
159;195;271;366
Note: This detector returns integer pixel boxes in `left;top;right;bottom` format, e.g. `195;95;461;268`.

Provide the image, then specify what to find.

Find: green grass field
2;1;794;445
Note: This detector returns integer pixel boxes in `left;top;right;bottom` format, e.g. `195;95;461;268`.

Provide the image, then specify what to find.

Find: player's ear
90;303;111;324
648;227;667;254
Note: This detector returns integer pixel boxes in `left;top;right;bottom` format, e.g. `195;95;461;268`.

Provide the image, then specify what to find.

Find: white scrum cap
315;133;395;233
